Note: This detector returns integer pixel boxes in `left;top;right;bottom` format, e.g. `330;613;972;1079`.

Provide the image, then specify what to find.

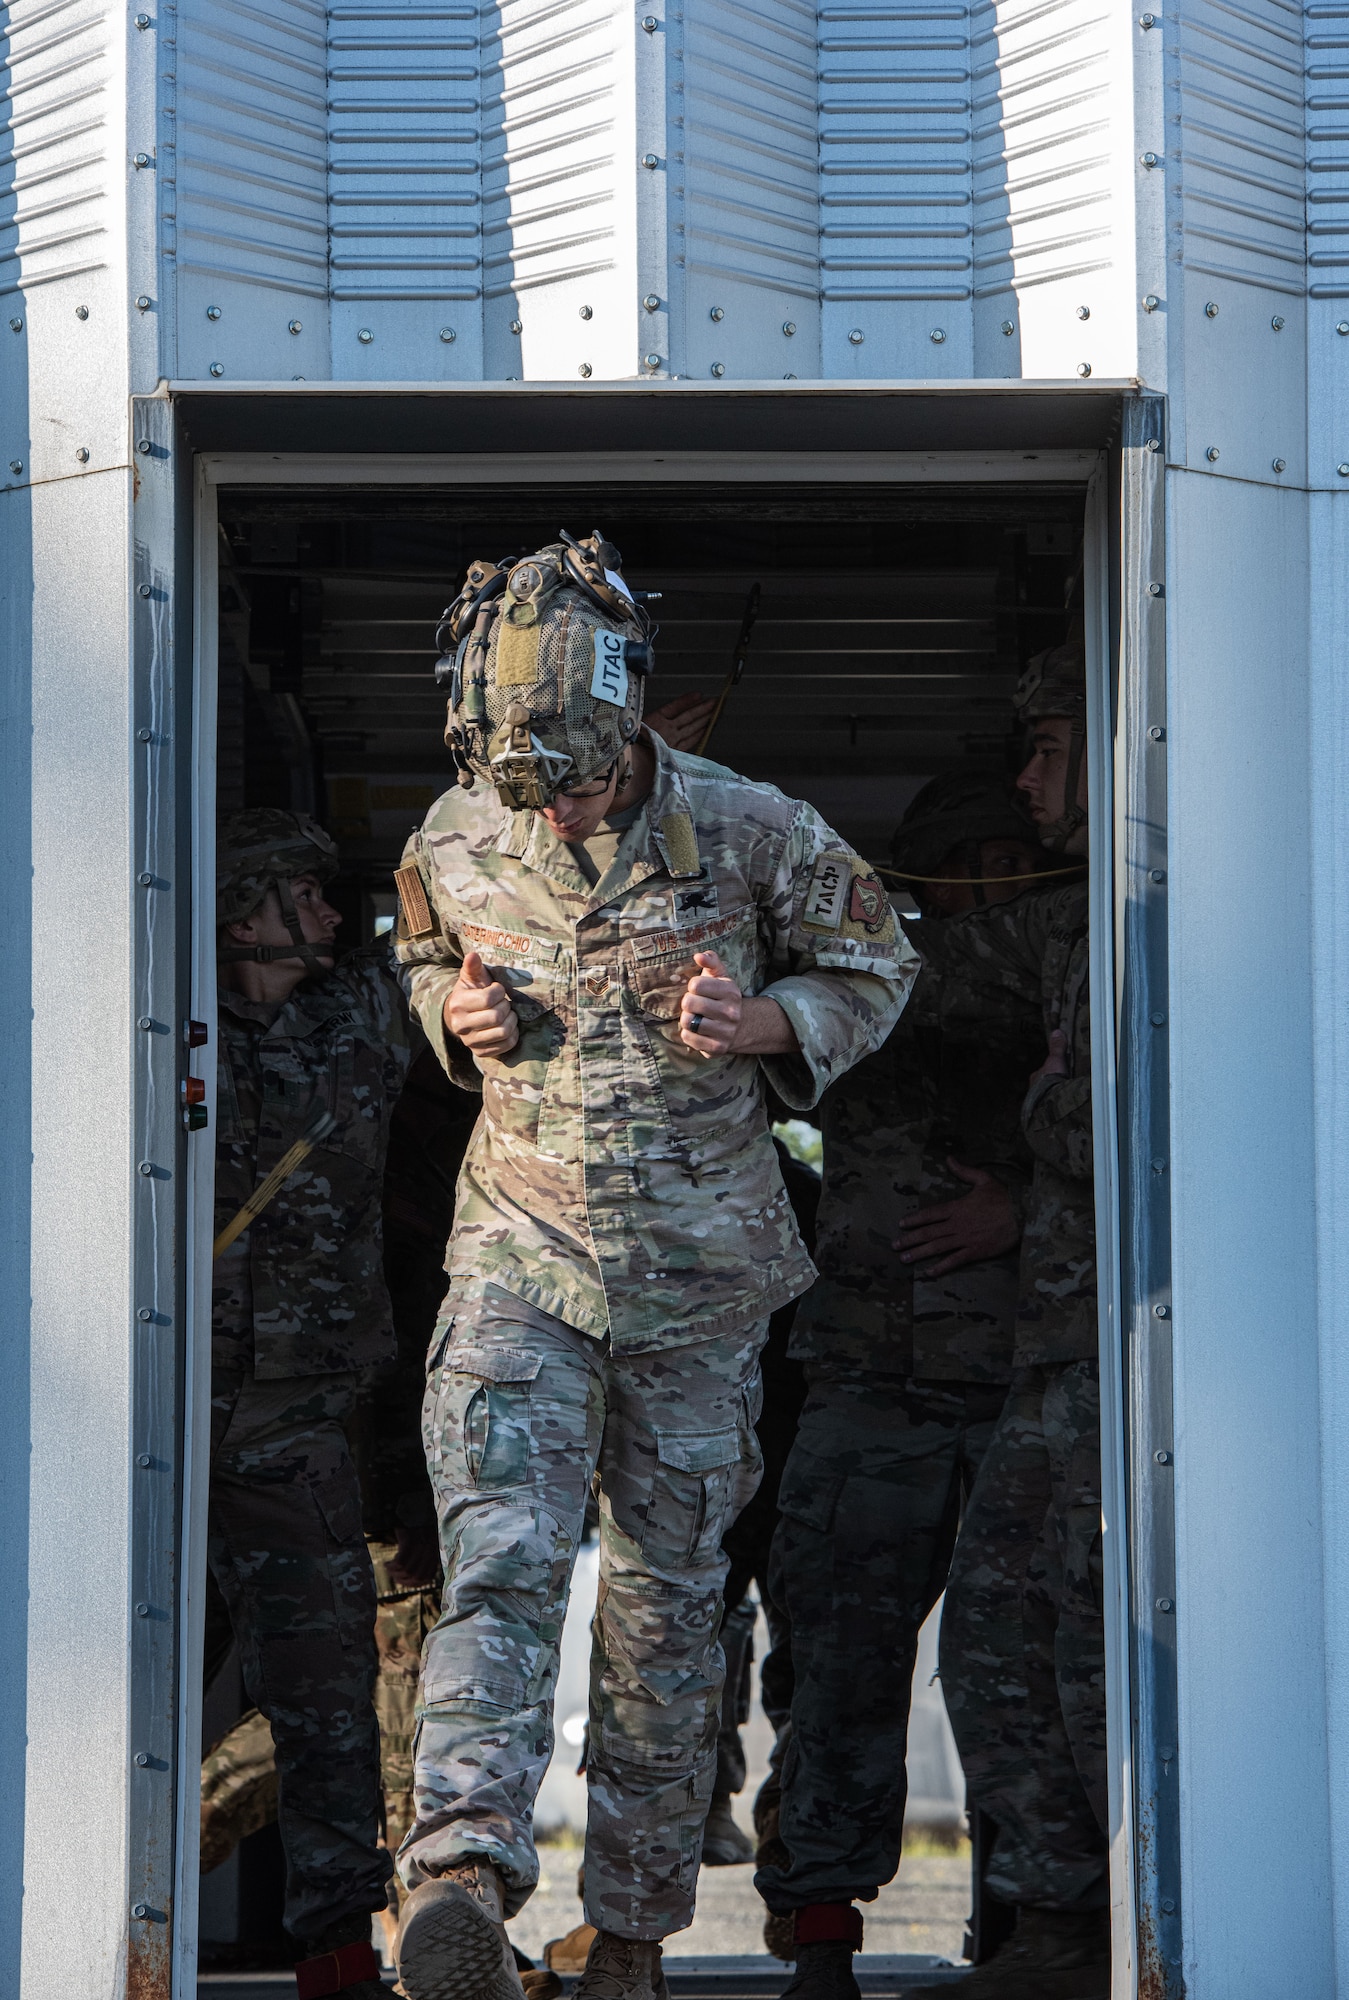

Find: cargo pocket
436;1344;542;1492
642;1426;744;1568
310;1454;375;1653
421;1499;565;1714
776;1440;847;1537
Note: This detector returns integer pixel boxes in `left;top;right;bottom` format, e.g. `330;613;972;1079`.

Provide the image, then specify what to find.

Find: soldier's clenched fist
680;949;743;1055
445;949;520;1057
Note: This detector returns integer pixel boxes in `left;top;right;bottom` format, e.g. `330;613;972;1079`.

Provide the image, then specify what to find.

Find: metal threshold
196;1956;969;1999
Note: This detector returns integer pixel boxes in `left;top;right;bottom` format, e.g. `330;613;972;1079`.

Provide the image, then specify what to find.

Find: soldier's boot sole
396;1878;526;2000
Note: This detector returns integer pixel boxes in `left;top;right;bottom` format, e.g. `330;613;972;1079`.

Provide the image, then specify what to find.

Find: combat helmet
217;808;339;973
1012;642;1088;852
433;529;655;810
891;772;1040;907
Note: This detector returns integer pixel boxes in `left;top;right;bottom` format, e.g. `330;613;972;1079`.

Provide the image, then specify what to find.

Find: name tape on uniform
591;628;629;708
802;851;852;931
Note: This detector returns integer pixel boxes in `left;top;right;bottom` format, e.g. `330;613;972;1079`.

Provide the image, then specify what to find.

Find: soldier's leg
938;1370;1106;1913
582;1319;769;1940
1036;1361;1107;1838
199;1707;278;1875
208;1369;392;1947
400;1297;602;1908
755;1380;990;1927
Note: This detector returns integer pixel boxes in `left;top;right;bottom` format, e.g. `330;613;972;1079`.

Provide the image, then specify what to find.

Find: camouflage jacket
910;883;1095;1367
395;732;916;1353
791;914;1046;1386
213;944;418;1380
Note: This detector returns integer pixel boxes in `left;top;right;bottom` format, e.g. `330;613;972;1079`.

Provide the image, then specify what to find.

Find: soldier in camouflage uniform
210;809;416;1999
388;533;916;2000
904;647;1108;2000
752;776;1047;1997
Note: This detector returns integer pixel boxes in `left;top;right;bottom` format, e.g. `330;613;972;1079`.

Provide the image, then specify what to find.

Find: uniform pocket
438;1344;543;1491
776;1440;847;1537
642;1426;744;1568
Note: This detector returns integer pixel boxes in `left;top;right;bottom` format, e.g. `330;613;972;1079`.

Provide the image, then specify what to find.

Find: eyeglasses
553;762;618;800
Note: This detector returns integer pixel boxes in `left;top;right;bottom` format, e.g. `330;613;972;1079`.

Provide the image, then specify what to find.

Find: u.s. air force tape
394;865;435;940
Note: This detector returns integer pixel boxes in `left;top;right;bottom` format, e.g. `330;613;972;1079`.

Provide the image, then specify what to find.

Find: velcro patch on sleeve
394;864;436;940
802;851;851;931
495;617;542;686
848;874;889;930
660;811;702;880
591;627;630;707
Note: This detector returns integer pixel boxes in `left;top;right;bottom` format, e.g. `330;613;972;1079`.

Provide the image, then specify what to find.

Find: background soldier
903;647;1106;2000
753;776;1047;1994
390;532;915;2000
209;810;416;2000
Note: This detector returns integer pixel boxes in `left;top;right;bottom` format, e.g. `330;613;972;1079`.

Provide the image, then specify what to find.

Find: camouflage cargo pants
208;1368;394;1941
401;1290;768;1939
754;1376;1005;1913
939;1360;1108;1911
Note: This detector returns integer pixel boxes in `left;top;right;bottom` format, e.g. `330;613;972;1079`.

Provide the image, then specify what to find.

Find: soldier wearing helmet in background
388;531;917;2000
208;809;417;2000
902;646;1107;2000
753;774;1049;1994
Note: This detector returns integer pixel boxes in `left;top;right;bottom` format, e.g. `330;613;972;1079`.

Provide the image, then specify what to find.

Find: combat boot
573;1930;671;2000
900;1905;1110;2000
292;1911;386;2000
701;1795;755;1866
396;1859;529;2000
774;1906;863;2000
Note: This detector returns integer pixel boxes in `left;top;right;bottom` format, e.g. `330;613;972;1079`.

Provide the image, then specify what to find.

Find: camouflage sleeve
342;941;423;1072
910;883;1087;1014
755;802;919;1111
1022;1072;1095;1180
391;829;482;1094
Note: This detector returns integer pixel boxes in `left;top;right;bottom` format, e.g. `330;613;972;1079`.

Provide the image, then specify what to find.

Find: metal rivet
783;319;796;335
75;447;89;463
137;1308;152;1322
1268;456;1286;473
138;1162;154;1175
137;437;152;453
1143;294;1160;312
440;326;456;342
357;327;373;342
137;1453;152;1467
1205;300;1219;318
644;295;661;312
1155;1449;1171;1464
206;305;221;320
132;1903;148;1918
134;1605;149;1619
1150;869;1166;883
644;353;661;369
1161;1898;1176;1914
1156;1597;1174;1612
710;361;725;376
1077;362;1092;376
138;1016;153;1030
135;1753;150;1767
1159;1745;1176;1760
137;729;152;745
7;317;21;332
1206;445;1219;461
8;460;22;476
1145;437;1161;451
1147;582;1162;597
135;9;151;21
641;152;660;167
1339;323;1349;337
578;362;592;377
209;362;224;376
138;583;152;597
1139;9;1155;21
849;328;864;345
1339;464;1349;479
133;151;151;167
75;305;89;320
579;304;593;320
288;318;302;334
509;319;522;334
930;327;946;343
1141;151;1159;167
1077;304;1090;320
1148;725;1165;739
1151;1010;1166;1025
1001;319;1015;335
1154;1303;1170;1317
136;295;152;312
1151;1154;1167;1169
1272;314;1285;331
642;11;658;24
709;306;724;322
138;871;153;885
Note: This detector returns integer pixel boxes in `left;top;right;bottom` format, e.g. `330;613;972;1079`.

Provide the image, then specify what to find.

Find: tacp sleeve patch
801;851;851;931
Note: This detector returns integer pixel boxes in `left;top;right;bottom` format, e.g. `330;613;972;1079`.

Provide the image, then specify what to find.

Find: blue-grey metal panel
1306;1;1349;484
818;0;971;377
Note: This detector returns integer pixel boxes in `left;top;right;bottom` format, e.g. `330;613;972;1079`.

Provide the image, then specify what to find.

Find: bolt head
644;353;661;369
1156;1597;1174;1613
1141;150;1158;166
136;295;152;312
138;870;153;884
138;584;151;598
1139;10;1155;22
206;304;221;320
1001;319;1015;335
138;1016;153;1030
1147;584;1162;596
578;362;592;377
135;9;151;21
132;1903;148;1918
1148;723;1164;737
439;326;456;341
1340;463;1349;478
1151;1010;1166;1024
849;328;864;345
1204;300;1219;317
579;304;593;320
1272;457;1286;473
133;151;150;167
1076;304;1090;320
642;12;658;25
709;305;724;322
641;151;660;167
1143;294;1159;311
929;327;946;343
783;319;796;335
1206;445;1220;461
1156;1449;1171;1463
135;1601;150;1614
357;327;373;343
137;1452;152;1466
710;361;725;377
288;318;302;334
135;1752;150;1766
509;319;522;334
137;727;152;741
75;447;89;463
1077;362;1092;376
8;460;21;475
75;305;89;320
138;1307;152;1321
137;437;152;453
1154;1303;1169;1317
209;361;224;376
7;317;21;332
1145;436;1161;451
643;295;661;312
1272;314;1285;331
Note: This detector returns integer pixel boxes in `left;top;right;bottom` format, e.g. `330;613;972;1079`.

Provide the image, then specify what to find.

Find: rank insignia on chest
849;875;888;930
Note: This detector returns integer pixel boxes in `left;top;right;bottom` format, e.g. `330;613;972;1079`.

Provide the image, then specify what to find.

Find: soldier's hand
646;692;716;754
680;950;744;1056
1030;1028;1069;1083
894;1160;1020;1276
445;950;520;1058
